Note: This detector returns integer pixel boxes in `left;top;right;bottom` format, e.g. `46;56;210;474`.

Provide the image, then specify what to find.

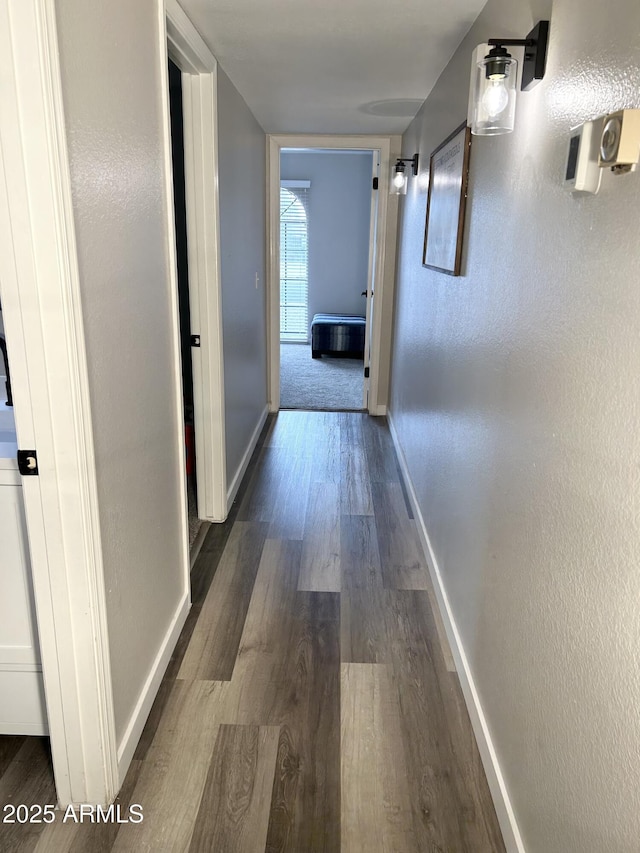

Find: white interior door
362;152;380;409
166;16;227;523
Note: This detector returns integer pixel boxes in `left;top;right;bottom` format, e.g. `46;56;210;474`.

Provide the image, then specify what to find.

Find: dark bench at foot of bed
310;314;366;359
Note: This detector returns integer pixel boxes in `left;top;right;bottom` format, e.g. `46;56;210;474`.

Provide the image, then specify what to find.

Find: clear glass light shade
471;54;517;135
390;168;408;195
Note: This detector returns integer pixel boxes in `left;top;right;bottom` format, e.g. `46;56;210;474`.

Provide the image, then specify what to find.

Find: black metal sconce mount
487;20;550;91
394;153;420;176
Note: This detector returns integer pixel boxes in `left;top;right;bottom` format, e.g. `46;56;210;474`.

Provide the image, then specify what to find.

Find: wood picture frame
422;122;472;276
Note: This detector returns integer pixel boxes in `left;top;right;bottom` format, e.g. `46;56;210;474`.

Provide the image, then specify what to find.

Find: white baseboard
370;403;387;416
226;405;269;512
387;412;525;853
116;592;190;781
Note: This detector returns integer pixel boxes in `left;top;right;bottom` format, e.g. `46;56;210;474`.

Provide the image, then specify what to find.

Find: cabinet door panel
0;483;40;666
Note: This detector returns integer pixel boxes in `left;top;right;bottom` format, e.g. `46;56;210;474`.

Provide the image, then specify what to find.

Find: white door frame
0;0;225;807
362;153;380;409
166;0;227;523
0;0;119;805
267;134;394;415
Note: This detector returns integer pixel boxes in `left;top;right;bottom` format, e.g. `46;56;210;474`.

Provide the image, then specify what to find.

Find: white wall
280;150;373;333
389;0;640;850
217;68;268;481
55;0;187;746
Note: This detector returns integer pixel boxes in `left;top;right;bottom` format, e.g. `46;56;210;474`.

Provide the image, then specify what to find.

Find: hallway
0;412;504;852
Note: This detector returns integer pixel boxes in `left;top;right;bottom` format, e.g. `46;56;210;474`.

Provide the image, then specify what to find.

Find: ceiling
178;0;487;135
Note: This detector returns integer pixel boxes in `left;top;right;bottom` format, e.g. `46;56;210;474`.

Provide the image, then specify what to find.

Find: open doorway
268;134;395;417
279;149;375;411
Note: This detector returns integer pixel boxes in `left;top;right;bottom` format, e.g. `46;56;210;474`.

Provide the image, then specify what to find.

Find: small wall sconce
390;154;419;195
470;20;549;136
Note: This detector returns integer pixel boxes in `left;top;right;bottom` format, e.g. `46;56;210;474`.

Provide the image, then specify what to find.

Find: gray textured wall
217;68;268;480
390;0;640;849
56;0;186;743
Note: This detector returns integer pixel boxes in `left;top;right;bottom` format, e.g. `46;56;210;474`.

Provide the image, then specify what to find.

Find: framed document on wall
423;122;472;276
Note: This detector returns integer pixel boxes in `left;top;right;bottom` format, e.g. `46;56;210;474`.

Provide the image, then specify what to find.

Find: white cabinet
0;458;48;735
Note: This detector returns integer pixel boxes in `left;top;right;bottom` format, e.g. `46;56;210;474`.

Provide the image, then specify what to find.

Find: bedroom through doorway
278;147;377;411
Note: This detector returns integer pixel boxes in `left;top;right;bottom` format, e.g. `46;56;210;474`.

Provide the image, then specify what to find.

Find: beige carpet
280;343;364;410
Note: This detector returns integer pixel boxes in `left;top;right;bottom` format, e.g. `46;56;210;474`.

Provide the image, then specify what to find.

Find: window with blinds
280;181;310;342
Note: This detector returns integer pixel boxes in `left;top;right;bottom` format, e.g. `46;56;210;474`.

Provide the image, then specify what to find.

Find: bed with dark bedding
310;314;366;359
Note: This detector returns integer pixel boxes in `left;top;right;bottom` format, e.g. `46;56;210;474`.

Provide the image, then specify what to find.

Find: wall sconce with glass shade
470;20;550;136
390;154;419;195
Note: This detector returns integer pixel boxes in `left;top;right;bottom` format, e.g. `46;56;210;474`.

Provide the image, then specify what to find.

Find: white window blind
280;181;310;342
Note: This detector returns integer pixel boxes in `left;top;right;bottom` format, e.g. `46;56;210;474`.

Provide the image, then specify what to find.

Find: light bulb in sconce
390;161;408;195
471;46;517;135
389;154;419;195
393;171;406;189
469;22;550;136
482;79;509;119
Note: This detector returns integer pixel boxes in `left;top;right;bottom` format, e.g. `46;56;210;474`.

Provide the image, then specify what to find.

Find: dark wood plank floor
0;411;505;852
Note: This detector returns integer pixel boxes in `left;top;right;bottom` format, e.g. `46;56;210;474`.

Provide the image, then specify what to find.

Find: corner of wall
226;404;268;512
116;592;190;784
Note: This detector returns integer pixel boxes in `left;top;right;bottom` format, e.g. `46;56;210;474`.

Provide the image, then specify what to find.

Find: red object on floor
185;423;195;476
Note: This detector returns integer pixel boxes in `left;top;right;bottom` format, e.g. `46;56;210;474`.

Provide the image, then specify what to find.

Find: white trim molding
370;404;388;417
387;412;526;853
166;0;214;73
180;69;227;522
116;592;190;779
166;0;227;523
0;0;117;805
266;134;400;415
